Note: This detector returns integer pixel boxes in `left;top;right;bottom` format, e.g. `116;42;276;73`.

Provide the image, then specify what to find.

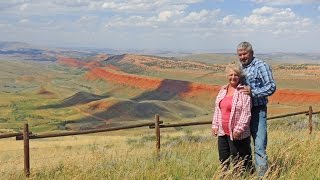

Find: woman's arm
212;90;223;134
212;102;219;130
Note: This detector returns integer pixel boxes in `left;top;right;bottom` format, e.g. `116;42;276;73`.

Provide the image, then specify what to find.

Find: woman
212;62;252;170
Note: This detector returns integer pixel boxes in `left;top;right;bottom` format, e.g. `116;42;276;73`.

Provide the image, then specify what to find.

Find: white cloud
101;1;152;11
100;0;199;12
0;0;318;52
221;6;314;39
183;10;209;22
243;14;272;25
101;2;117;9
19;19;29;23
250;0;318;6
222;15;241;25
105;16;157;29
52;0;91;7
19;3;29;11
243;7;303;25
77;16;97;23
252;6;277;14
158;11;174;22
103;7;221;29
179;9;220;24
0;23;8;28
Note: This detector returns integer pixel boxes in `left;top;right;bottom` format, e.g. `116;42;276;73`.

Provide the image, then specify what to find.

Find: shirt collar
242;57;256;68
222;84;244;90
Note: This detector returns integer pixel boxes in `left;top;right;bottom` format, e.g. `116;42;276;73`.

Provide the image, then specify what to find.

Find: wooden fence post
308;106;313;134
155;114;160;154
23;123;30;177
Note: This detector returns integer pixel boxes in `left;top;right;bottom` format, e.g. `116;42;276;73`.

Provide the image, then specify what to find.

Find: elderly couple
211;41;276;177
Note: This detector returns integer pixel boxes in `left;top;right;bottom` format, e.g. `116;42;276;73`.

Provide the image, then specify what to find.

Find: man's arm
251;62;276;97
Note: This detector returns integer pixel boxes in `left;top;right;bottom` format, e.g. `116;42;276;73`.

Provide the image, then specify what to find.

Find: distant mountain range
0;41;319;64
0;41;97;61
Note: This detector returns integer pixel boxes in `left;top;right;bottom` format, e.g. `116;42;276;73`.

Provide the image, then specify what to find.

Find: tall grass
0;126;319;179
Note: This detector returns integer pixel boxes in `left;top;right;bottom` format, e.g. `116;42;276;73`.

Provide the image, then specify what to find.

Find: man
237;41;276;176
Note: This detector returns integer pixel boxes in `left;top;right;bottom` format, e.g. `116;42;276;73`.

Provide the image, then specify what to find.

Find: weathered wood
150;121;212;129
267;111;309;120
16;122;162;140
309;106;313;134
155;114;160;153
0;132;22;139
7;108;318;141
306;111;320;115
23;124;30;177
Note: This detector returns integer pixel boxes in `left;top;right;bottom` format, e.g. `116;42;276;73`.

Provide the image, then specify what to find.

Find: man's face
237;49;253;65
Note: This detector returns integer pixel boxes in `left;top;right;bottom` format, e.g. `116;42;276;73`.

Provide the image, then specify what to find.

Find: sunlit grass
0;125;319;179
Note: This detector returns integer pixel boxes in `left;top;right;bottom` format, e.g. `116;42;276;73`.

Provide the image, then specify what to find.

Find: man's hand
233;131;241;140
240;85;251;96
212;128;218;137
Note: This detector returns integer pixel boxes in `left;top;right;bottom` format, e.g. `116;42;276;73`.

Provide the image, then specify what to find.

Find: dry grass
0;125;319;179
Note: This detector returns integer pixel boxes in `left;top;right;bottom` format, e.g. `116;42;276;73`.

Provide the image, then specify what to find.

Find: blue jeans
251;105;268;176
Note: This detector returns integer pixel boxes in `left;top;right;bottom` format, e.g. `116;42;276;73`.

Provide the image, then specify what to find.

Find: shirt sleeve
234;93;251;134
212;101;219;129
212;90;223;129
251;62;276;98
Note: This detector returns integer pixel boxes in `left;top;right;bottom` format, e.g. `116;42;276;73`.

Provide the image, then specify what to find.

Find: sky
0;0;320;53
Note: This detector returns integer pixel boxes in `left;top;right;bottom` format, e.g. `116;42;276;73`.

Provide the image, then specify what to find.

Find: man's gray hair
237;41;253;52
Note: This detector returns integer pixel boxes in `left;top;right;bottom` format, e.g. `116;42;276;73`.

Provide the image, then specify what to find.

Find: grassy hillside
0;59;100;132
0;59;215;132
1;54;320;133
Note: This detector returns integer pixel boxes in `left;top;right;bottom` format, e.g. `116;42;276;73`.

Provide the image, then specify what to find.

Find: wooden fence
0;106;319;177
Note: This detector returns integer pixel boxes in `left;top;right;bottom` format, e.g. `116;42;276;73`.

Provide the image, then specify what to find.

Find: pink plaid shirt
212;84;252;141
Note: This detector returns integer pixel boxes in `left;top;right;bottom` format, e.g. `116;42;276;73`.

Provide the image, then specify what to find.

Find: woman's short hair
225;62;245;79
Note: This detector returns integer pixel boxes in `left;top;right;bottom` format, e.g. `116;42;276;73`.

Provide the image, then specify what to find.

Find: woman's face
227;69;240;86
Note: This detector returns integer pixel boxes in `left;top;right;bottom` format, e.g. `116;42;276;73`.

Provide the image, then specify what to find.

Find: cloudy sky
0;0;319;52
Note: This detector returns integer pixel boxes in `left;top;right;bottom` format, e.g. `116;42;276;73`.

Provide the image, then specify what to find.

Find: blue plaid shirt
242;57;276;107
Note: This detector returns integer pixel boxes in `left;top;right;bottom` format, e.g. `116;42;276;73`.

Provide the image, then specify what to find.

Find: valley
0;50;319;133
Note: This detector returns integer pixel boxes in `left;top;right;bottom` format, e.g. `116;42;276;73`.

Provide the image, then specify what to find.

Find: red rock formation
86;67;220;98
269;89;320;105
56;56;84;67
85;67;320;105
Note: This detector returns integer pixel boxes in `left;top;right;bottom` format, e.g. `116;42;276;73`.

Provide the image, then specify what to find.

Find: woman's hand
212;128;218;136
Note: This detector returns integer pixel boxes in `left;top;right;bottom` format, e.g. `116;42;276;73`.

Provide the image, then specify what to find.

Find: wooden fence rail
0;132;22;139
0;106;319;178
267;110;310;120
0;107;319;140
15;121;162;140
149;106;318;129
149;121;212;129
